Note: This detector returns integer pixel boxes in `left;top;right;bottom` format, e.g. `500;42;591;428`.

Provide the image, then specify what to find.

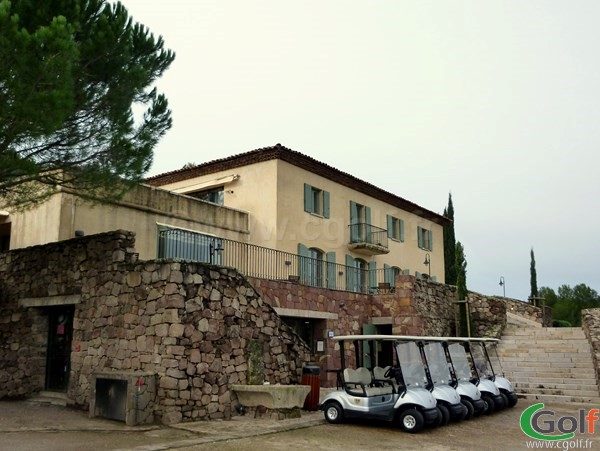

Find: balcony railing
157;228;400;294
348;223;389;255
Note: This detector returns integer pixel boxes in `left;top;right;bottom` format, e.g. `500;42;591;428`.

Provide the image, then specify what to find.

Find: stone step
500;360;594;370
515;381;600;393
517;392;600;405
25;391;71;407
504;369;596;380
505;330;587;338
516;386;600;398
512;376;599;386
498;353;593;362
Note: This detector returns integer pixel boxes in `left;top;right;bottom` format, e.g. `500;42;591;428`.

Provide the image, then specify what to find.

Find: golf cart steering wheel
384;367;397;379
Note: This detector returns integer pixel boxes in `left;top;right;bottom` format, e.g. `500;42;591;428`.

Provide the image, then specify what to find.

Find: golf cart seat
373;366;399;392
343;368;393;396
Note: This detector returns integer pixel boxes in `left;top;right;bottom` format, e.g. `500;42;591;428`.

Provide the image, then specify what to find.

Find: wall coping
274;307;338;320
19;295;81;308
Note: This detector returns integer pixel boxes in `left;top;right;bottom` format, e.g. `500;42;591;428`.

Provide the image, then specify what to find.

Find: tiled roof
146;144;451;225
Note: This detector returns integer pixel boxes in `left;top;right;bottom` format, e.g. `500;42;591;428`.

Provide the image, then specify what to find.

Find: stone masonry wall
0;231;310;423
468;292;507;338
581;308;600;390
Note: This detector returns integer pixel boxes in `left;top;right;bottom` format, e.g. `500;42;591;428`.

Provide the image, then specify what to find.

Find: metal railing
348;223;389;249
157;228;400;294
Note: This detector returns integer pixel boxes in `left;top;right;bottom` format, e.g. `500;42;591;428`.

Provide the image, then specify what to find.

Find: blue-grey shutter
428;229;433;251
304;183;312;213
349;201;358;242
345;254;356;292
323;191;330;218
417;226;423;248
298;243;309;283
415;271;421;279
368;261;377;291
387;215;393;239
326;251;336;289
384;263;391;284
399;219;405;242
402;269;410;275
431;276;437;282
365;206;372;243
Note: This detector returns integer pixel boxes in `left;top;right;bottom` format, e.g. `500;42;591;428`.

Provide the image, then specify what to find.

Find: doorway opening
45;306;74;392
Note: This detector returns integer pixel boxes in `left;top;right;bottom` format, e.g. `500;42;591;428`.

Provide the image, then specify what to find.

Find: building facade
146;144;450;287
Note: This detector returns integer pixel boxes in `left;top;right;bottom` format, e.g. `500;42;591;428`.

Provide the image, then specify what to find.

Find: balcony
347;223;390;256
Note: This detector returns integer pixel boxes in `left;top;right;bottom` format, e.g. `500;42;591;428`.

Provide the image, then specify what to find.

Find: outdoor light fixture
423;253;431;277
209;240;224;264
499;276;505;297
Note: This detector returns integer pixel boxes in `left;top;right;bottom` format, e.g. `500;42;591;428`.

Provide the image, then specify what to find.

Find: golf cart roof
333;335;453;342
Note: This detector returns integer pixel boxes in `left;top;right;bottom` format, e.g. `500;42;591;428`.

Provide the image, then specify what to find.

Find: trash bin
302;365;320;411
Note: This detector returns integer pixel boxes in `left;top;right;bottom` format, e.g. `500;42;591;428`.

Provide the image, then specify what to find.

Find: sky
122;0;600;302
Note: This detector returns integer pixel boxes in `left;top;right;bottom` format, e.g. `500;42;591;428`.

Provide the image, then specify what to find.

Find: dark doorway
46;306;74;392
376;324;394;367
0;222;10;252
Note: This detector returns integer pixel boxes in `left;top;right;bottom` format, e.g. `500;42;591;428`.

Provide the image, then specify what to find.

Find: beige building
0;183;249;259
146;144;450;288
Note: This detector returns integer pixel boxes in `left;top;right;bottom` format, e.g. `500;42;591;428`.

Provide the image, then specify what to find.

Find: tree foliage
443;193;457;285
455;241;469;335
539;284;600;327
0;0;175;208
530;247;538;298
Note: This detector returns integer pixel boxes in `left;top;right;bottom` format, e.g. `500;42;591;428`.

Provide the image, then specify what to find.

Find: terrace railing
157;228;401;294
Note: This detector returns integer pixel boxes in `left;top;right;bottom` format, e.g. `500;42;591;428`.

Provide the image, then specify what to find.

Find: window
307;248;324;287
188;186;224;205
345;254;371;293
157;226;223;264
349;201;371;243
417;226;432;251
384;264;401;287
386;215;404;242
304;184;330;218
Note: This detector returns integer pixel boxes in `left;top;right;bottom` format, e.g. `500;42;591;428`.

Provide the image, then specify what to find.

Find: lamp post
423;253;431;278
499;276;505;297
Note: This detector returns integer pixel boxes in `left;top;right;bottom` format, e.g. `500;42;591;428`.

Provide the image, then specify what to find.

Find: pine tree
530;248;538;298
443;193;457;284
0;0;175;208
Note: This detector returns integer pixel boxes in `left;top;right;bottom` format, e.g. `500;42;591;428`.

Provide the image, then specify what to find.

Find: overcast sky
122;0;600;302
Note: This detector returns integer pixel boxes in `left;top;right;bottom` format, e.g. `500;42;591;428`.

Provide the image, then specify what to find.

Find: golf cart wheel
432;407;444;427
438;404;450;426
399;409;425;433
499;393;509;410
461;399;474;421
481;394;496;415
506;393;518;408
324;402;344;424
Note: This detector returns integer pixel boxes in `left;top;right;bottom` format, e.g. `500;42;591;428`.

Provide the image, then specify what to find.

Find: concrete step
515;381;600;393
25;391;71;407
504;369;596;380
517;392;600;405
511;376;599;386
516;386;600;398
498;353;593;362
500;361;594;370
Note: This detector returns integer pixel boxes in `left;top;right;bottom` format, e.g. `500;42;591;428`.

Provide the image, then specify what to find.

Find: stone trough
232;384;311;419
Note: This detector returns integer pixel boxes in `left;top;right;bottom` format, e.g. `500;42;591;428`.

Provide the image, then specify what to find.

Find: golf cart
404;337;467;425
446;338;505;413
441;339;487;418
319;335;439;433
471;338;518;408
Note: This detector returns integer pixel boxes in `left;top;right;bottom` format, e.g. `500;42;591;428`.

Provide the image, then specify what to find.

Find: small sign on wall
316;340;324;352
327;330;334;339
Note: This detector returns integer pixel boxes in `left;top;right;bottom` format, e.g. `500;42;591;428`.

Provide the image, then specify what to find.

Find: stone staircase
496;314;600;404
25;391;72;407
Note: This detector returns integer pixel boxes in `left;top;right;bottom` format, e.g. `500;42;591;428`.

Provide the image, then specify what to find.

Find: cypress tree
530;248;538;298
455;241;469;336
443;193;457;285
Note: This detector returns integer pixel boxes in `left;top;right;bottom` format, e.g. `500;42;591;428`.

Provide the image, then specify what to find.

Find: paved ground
0;399;597;451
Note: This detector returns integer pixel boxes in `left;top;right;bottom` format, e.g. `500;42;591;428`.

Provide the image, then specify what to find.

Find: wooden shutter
345;254;356;292
323;191;330;218
304;183;312;213
417;226;423;248
298;243;309;283
326;251;336;289
387;215;393;239
399;219;405;242
368;261;377;291
428;229;433;251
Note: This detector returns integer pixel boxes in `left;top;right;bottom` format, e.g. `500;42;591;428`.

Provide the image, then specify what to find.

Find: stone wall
582;308;600;389
468;292;507;338
0;231;310;423
504;297;551;326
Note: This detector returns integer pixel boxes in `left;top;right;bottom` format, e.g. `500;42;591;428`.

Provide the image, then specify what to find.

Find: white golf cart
446;338;505;413
416;337;471;423
471;338;518;408
442;339;487;418
319;335;440;433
